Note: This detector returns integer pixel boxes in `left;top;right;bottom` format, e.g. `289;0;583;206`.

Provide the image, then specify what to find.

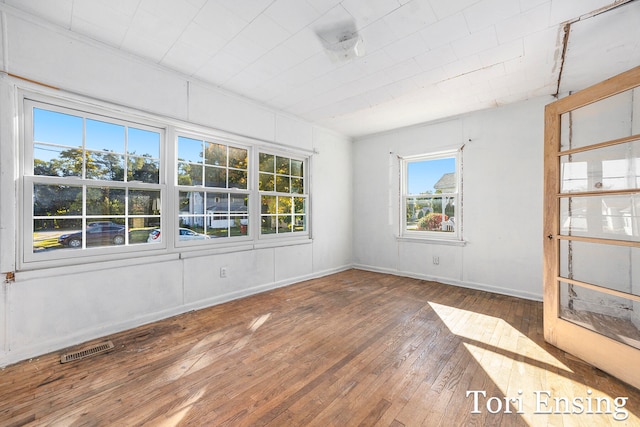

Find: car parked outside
58;223;126;248
147;228;211;243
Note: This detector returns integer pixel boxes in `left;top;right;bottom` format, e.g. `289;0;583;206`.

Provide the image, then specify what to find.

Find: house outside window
401;150;461;241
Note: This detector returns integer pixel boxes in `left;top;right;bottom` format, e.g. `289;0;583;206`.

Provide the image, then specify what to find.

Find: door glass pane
559;240;640;296
560;138;640;193
560;90;634;150
560;195;640;241
560;281;640;350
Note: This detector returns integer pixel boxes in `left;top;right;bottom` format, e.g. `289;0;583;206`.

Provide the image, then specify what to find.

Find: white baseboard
353;264;542;302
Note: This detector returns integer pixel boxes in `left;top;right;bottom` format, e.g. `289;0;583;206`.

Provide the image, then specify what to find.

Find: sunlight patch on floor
430;301;638;426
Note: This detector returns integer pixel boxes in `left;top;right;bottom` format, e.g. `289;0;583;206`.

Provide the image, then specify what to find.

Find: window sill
396;236;466;246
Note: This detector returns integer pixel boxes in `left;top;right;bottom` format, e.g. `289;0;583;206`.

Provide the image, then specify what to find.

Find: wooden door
544;66;640;389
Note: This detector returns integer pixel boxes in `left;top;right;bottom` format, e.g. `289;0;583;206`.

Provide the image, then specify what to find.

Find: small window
402;151;461;240
259;152;307;235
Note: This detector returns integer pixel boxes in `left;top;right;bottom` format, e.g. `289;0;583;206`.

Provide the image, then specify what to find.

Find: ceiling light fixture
315;21;366;63
323;31;365;62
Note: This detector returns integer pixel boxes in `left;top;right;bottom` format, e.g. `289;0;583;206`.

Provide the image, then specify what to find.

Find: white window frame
400;149;462;242
17;89;313;270
174;130;252;247
22;96;167;266
257;150;309;239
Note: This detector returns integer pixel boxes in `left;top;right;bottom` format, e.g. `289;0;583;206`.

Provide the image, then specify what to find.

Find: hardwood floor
1;269;639;426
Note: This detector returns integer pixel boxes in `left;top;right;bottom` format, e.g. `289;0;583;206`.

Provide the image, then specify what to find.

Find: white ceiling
3;0;640;137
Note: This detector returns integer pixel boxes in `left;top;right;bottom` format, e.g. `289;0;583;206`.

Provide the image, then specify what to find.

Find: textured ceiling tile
495;2;551;44
382;0;438;39
463;0;521;33
383;32;430;62
265;0;321;34
216;0;274;23
193;1;249;40
450;26;498;59
428;0;482;20
340;0;403;26
419;13;470;50
478;38;524;67
414;45;459;72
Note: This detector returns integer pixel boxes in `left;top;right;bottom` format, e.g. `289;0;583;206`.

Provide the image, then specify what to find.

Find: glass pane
34;145;83;177
180;191;204;215
230;194;248;211
34;184;82;216
278;196;292;215
406;196;455;232
276;175;290;193
560;240;640;296
86;119;124;153
229;147;248;169
278;215;292;233
560;90;634;151
33;108;82;147
294;197;305;214
560;281;640;350
206;192;228;214
86;187;126;215
128;156;159;184
33;218;82;252
261;196;276;214
129;190;161;215
294;215;306;232
128;217;160;244
560;138;640;193
291;159;303;177
86;151;125;181
259;153;274;172
205;142;226;166
291;177;304;194
204;166;226;188
407;157;456;195
560;195;640;241
178;136;202;163
178;162;202;186
261;216;277;234
231;216;249;236
259;173;274;191
128;127;160;158
276;156;290;174
228;169;247;189
83;219;126;247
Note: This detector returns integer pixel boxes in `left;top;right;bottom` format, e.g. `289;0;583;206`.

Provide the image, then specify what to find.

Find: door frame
543;65;640;389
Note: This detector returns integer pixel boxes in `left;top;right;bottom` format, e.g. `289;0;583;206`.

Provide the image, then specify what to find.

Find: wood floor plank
1;269;639;426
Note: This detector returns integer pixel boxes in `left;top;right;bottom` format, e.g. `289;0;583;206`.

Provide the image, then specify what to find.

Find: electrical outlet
220;267;227;278
433;256;439;265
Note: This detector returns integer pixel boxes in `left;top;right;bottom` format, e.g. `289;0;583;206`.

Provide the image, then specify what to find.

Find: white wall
0;9;352;366
353;97;551;301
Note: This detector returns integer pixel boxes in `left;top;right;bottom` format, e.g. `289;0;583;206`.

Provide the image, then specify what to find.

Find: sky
407;157;455;194
33;107;160;161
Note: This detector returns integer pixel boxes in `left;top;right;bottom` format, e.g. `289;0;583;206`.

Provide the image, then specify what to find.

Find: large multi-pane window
27;101;163;257
402;151;461;240
259;153;307;235
23;96;310;265
176;135;249;240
